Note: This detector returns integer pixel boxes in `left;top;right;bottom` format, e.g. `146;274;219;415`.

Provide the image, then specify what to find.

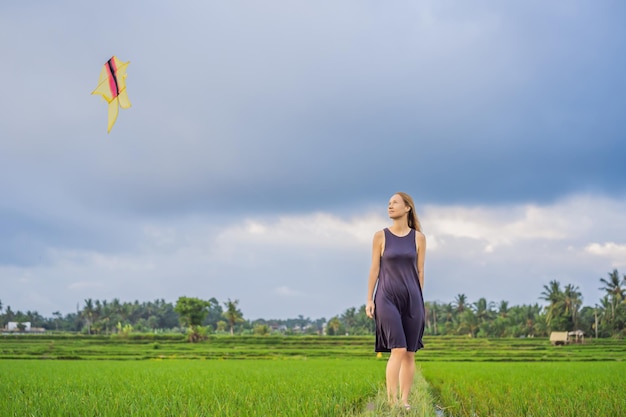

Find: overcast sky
1;1;625;320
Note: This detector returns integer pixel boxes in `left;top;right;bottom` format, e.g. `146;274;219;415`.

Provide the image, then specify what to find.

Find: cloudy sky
1;1;625;320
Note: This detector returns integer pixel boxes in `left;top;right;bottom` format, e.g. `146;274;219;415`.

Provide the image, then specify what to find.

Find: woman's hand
366;300;375;318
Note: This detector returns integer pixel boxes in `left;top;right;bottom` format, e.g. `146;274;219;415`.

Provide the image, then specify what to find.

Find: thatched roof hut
549;331;569;345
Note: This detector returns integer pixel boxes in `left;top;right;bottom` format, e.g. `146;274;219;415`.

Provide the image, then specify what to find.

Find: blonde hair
396;192;422;232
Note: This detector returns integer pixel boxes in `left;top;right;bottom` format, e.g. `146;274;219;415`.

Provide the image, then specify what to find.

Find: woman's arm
366;230;383;318
416;231;426;290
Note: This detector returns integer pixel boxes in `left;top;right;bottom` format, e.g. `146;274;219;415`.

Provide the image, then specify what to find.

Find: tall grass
2;335;624;361
2;336;624;416
421;361;626;417
2;359;390;417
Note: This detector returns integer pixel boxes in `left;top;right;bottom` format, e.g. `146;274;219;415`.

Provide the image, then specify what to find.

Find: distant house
550;330;585;345
4;322;45;333
568;330;585;344
549;331;569;346
7;322;31;331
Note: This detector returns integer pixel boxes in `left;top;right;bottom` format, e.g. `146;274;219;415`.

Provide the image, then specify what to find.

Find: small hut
568;330;585;344
549;331;569;346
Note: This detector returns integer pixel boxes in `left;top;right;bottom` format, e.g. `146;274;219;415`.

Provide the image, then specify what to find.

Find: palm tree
82;299;95;334
563;284;583;329
457;309;479;337
498;301;509;318
3;305;14;323
99;300;111;334
597;295;613;336
52;311;62;331
424;301;439;335
222;299;244;335
351;305;374;335
327;316;341;335
453;294;468;314
509;303;543;336
441;303;456;334
540;280;564;329
341;307;357;334
599;269;625;321
473;298;495;322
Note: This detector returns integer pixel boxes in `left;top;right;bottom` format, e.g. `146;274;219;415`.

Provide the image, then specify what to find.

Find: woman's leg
399;351;415;406
386;347;407;405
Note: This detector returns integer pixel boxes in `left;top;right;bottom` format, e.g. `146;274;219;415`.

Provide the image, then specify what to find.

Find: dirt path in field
356;370;441;416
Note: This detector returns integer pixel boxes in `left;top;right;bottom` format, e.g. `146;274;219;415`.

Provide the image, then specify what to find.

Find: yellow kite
91;56;131;133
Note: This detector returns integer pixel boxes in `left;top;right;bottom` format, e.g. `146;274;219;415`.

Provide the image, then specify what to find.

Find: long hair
396;191;422;232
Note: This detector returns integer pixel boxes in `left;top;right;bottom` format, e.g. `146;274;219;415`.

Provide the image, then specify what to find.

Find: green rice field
1;359;385;417
421;361;626;417
1;335;624;416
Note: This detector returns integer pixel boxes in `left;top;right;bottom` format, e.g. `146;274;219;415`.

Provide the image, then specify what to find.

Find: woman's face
388;194;409;219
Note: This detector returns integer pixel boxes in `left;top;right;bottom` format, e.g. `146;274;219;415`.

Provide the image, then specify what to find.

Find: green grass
1;335;624;416
421;361;626;417
2;335;624;361
419;336;626;362
0;335;376;360
1;359;389;417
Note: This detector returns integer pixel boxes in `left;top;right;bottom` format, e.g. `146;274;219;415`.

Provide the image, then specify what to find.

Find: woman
366;192;426;410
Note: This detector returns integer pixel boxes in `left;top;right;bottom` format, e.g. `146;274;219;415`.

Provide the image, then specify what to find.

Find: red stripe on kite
106;58;120;98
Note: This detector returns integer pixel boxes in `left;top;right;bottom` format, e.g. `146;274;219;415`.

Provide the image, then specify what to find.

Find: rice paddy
1;335;624;416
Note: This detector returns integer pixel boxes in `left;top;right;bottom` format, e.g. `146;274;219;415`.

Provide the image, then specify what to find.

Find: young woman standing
365;192;426;410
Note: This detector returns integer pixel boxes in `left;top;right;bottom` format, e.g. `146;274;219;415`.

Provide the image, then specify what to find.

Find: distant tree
599;269;625;335
563;284;583;329
174;296;211;342
326;316;342;336
353;305;375;335
578;306;597;338
497;301;509;318
457;309;478;337
81;299;95;334
216;320;227;332
471;298;495;337
441;303;457;334
472;298;495;321
52;311;62;331
597;295;613;336
222;299;244;335
313;317;327;335
453;294;468;314
253;324;270;335
6;268;625;338
424;301;435;335
540;280;567;330
340;307;357;334
202;297;224;330
522;303;543;337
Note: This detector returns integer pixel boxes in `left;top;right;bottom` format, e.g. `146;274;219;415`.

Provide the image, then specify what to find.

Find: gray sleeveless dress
374;228;425;352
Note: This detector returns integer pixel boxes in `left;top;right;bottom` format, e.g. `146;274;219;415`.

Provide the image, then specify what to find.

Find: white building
7;322;31;331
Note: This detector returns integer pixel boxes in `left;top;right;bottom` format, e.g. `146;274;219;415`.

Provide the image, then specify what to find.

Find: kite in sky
91;56;131;133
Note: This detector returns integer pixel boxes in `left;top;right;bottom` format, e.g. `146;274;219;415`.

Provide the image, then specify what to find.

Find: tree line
1;269;624;339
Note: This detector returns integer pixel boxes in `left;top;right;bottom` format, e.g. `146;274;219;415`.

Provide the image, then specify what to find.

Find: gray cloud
1;1;625;317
